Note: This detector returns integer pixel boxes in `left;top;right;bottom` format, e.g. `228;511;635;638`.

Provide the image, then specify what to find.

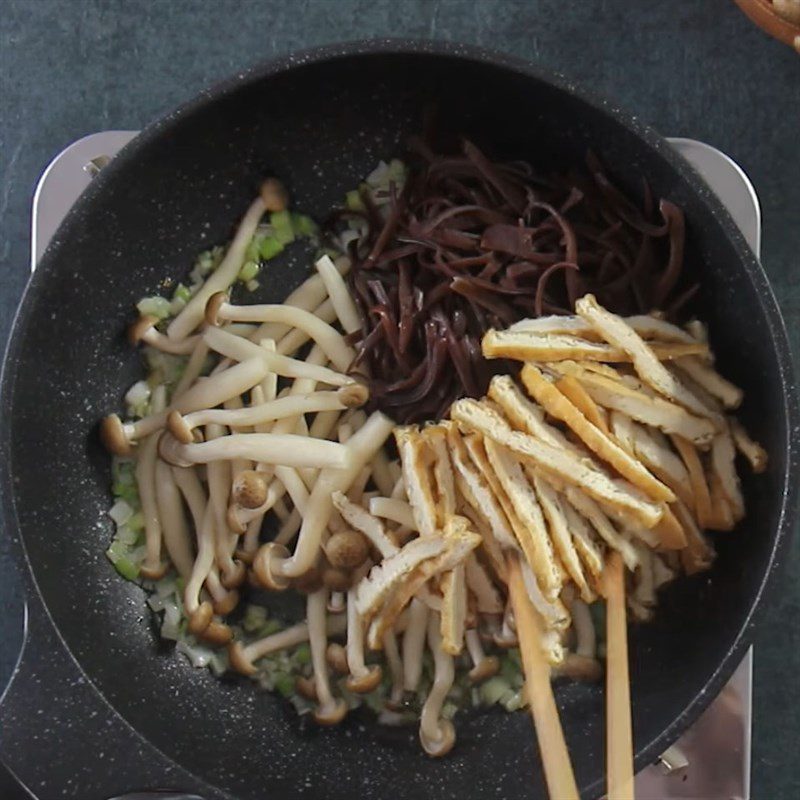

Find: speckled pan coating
0;40;797;800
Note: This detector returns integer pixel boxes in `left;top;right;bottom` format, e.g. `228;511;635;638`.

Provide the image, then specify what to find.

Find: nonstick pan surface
0;41;797;800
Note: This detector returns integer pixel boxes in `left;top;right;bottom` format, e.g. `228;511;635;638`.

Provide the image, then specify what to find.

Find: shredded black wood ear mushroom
333;139;696;423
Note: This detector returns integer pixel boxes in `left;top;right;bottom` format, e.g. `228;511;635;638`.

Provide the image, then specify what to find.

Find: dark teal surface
0;1;798;798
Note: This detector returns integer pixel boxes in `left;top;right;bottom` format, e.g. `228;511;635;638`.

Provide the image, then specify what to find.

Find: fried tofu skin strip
451;398;663;529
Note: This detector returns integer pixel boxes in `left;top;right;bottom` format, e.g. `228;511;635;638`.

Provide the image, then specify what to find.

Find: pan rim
0;37;797;798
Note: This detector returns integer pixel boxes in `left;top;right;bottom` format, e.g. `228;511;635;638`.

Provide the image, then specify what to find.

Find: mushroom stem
307;588;347;725
345;566;382;693
207;296;355;371
203;424;243;589
229;613;348;676
419;612;456;757
172;340;210;400
167;194;267;341
129;316;200;355
275;508;302;546
248;259;349;346
183;503;216;624
101;357;268;454
382;630;405;710
204;566;239;616
465;628;501;684
369;449;396;497
154;459;194;579
368;497;418;531
203;326;357;388
308;408;342;440
402;598;429;692
314;255;361;334
135;386;167;579
267;412;395;581
169;388;366;444
158;431;350;470
271;300;338;359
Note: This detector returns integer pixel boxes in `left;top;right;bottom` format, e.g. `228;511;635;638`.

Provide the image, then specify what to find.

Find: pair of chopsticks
506;551;634;800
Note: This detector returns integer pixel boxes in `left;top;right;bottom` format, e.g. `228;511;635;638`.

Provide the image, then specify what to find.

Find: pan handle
0;541;221;800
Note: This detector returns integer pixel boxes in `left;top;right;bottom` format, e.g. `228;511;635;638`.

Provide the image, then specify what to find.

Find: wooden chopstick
506;553;579;800
604;551;635;800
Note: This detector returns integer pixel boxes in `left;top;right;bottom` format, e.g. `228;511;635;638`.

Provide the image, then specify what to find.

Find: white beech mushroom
248;258;349;345
402;598;429;694
153;459;194;579
382;630;405;710
465;628;500;684
167;387;367;444
255;412;394;587
167;193;269;341
328;591;346;614
553;590;602;682
314;255;362;334
307;588;348;725
345;564;382;693
128;315;200;355
272;300;338;359
203;424;245;590
205;292;355;371
228;611;348;676
203;326;357;389
326;642;349;675
101;357;268;454
419;612;456;757
135;386;168;580
368;497;418;531
158;430;350;471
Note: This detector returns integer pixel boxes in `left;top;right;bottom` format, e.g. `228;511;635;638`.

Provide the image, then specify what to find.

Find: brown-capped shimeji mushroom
167;194;269;342
245;257;349;348
382;630;405;710
465;628;500;684
171;465;215;635
314;254;361;335
153;460;194;580
345;565;382;694
493;600;518;649
202;326;358;389
328;591;346;614
325;529;370;571
552;588;602;682
402;598;429;695
259;177;289;212
256;412;395;586
332;492;399;559
419;612;456;757
128;315;200;355
135;386;168;580
100;357;269;455
204;425;246;590
166;386;367;445
326;642;349;675
158;429;350;471
307;588;348;725
204;293;356;372
228;606;349;676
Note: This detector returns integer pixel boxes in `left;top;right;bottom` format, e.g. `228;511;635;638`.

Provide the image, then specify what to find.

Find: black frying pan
0;41;797;800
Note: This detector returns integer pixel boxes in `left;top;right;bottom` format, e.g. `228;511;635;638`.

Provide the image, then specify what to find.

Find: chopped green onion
257;619;283;638
111;556;140;581
243;604;268;633
479;676;511;706
293;643;311;666
136;296;172;320
126;511;144;532
245;237;263;263
501;689;525;713
275;673;295;698
259;236;284;260
345;190;365;212
245;279;260;293
442;701;459;720
291;213;318;237
270;210;295;245
238;260;260;282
